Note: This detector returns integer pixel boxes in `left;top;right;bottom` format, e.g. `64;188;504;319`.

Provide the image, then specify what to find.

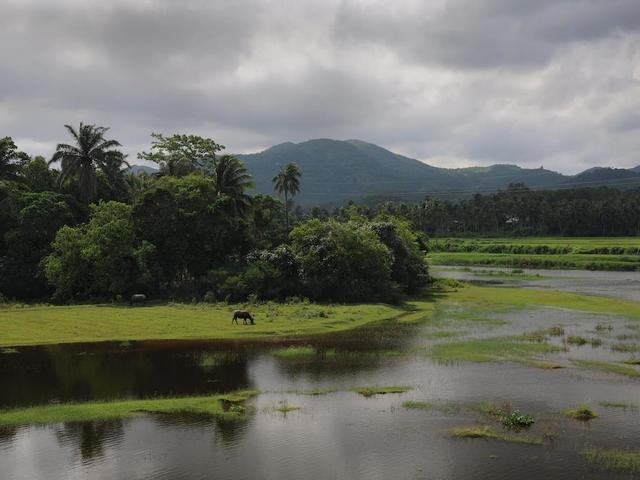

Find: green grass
572;359;640;377
272;346;321;359
288;387;339;396
429;252;640;271
271;401;301;413
430;336;559;367
444;284;640;321
0;390;258;426
448;425;543;445
352;385;412;397
402;400;462;415
599;401;639;410
0;302;417;347
583;448;640;473
563;404;598;421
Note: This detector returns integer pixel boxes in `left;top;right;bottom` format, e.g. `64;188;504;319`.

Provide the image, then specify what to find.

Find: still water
1;270;640;479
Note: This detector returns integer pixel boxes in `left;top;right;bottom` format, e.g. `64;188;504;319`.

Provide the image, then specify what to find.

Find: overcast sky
1;0;639;173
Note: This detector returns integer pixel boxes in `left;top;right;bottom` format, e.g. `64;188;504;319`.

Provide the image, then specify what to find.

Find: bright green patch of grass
352;385;412;397
599;401;638;410
430;336;559;367
272;401;301;413
564;404;598;421
402;400;462;415
444;284;640;321
0;390;258;426
272;346;319;359
288;387;339;396
583;448;640;473
572;359;640;377
0;302;414;347
449;425;543;445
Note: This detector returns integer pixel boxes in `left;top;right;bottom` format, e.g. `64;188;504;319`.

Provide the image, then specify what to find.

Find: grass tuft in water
582;448;640;473
563;404;598;421
272;401;301;413
353;386;412;397
571;359;640;377
449;425;543;445
599;401;638;410
402;400;462;415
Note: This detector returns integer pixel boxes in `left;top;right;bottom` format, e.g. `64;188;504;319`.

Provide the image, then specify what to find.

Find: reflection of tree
214;416;252;447
0;343;254;407
0;426;18;446
55;419;125;462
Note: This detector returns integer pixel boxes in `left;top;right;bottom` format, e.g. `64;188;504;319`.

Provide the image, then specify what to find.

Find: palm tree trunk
284;190;289;231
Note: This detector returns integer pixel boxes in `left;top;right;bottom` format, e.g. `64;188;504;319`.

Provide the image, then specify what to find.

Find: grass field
428;237;640;270
2;283;638;348
0;301;413;347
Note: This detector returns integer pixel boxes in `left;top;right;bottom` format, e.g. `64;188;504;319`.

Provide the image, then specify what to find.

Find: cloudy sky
1;0;639;173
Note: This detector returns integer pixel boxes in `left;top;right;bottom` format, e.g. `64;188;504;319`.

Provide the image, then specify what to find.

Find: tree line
338;184;640;237
0;124;428;302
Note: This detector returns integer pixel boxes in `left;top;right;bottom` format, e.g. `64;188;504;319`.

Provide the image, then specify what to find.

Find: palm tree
50;123;122;202
272;163;301;231
212;155;254;213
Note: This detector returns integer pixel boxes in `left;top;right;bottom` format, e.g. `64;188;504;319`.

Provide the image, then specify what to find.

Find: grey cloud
0;0;639;174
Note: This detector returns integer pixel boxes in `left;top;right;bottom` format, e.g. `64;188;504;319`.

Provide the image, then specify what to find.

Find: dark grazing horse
232;310;255;325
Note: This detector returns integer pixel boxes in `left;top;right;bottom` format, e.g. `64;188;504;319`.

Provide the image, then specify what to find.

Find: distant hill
127;165;158;175
238;139;635;206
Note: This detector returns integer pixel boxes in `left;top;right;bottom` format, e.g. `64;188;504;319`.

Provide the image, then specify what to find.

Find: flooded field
2;270;640;479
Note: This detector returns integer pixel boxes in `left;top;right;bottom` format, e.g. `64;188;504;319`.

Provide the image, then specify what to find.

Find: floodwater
2;271;640;480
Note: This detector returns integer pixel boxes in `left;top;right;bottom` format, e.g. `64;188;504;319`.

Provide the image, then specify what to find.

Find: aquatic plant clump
353;385;412;397
449;425;543;445
564;404;598;421
500;410;535;430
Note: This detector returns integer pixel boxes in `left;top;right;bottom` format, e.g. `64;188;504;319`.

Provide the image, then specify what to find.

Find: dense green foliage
371;184;640;236
0;128;428;302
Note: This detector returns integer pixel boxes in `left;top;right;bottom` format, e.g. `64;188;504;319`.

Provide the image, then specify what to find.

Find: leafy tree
272;163;301;231
369;220;429;294
0;137;29;180
290;219;392;302
250;194;286;248
50;123;123;203
45;201;150;300
132;175;250;294
21;156;56;192
1;192;76;298
137;133;224;177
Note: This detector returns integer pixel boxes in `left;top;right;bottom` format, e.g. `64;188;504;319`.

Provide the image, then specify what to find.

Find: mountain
237;139;572;205
127;164;158;175
563;167;640;189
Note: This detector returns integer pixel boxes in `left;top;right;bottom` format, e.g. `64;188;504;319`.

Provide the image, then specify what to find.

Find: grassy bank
428;237;640;271
0;302;415;347
0;390;257;426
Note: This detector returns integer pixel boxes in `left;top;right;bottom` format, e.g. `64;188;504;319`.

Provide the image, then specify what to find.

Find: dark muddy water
2;271;640;479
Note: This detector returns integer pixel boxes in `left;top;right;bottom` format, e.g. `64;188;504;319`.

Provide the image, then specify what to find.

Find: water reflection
54;419;125;462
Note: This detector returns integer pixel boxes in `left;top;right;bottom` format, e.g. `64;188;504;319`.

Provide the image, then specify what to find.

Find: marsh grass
448;425;543;445
567;336;602;347
610;343;640;353
402;400;462;415
272;401;301;413
288;388;339;396
0;390;258;426
353;386;412;397
429;336;559;367
599;401;639;410
571;359;640;377
583;448;640;473
563;404;598;421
